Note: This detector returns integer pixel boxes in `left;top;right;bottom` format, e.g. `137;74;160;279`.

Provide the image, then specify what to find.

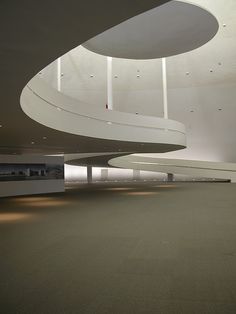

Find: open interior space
1;1;236;312
1;182;236;313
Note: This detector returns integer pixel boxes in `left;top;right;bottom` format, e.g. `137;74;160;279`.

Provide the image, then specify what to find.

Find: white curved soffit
83;0;219;59
20;76;186;152
19;0;218;155
109;155;236;182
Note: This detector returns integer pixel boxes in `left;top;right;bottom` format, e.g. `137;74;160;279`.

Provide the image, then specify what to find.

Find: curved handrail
26;84;185;135
21;76;186;147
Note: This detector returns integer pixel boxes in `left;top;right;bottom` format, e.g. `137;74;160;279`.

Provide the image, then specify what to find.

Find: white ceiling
83;1;218;59
0;0;236;165
0;0;171;157
39;0;236;162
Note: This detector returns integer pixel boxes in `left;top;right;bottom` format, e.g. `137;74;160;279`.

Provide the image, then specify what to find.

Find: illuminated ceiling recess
83;1;219;59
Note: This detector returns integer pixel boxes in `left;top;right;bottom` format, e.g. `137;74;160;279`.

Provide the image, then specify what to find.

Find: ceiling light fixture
31;141;35;144
43;136;47;140
90;74;94;78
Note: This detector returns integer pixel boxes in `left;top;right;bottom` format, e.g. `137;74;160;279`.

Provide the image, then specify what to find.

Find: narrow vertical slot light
107;56;113;110
162;58;168;119
57;57;61;92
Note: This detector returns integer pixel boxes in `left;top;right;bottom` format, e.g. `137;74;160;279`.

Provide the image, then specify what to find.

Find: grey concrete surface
1;182;236;313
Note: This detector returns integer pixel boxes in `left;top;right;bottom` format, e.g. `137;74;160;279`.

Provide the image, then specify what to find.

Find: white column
101;168;109;181
57;57;61;92
133;169;140;181
162;58;168;119
107;57;113;110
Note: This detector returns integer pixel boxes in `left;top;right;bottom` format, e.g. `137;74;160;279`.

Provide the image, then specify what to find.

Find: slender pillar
167;173;174;182
101;168;109;181
107;57;113;110
133;169;141;181
162;58;168;119
57;57;61;92
87;166;92;184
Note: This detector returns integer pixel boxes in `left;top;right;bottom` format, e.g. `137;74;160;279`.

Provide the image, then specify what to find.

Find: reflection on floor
1;182;236;313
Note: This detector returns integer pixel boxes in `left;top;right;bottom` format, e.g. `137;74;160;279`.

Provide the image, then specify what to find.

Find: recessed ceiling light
114;75;118;78
137;75;140;78
43;136;47;140
223;23;226;27
90;74;94;78
31;141;35;145
186;72;190;75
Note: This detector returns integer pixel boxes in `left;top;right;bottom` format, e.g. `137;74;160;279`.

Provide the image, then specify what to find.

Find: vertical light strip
162;58;168;119
107;56;113;110
57;57;61;92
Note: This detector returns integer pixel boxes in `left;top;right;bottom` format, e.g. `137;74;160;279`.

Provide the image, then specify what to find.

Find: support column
57;57;61;92
107;57;113;110
167;173;174;182
87;166;92;184
162;58;168;119
101;168;109;181
133;169;141;181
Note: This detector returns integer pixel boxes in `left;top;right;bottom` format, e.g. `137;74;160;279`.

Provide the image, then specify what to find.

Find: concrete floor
0;182;236;314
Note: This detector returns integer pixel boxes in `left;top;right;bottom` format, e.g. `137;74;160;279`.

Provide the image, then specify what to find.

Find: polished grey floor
1;182;236;313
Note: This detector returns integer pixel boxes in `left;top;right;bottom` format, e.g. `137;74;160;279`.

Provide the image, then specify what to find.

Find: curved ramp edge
108;155;236;182
20;76;186;151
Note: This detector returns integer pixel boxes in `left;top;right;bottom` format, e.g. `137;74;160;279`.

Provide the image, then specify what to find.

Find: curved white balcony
20;76;186;151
